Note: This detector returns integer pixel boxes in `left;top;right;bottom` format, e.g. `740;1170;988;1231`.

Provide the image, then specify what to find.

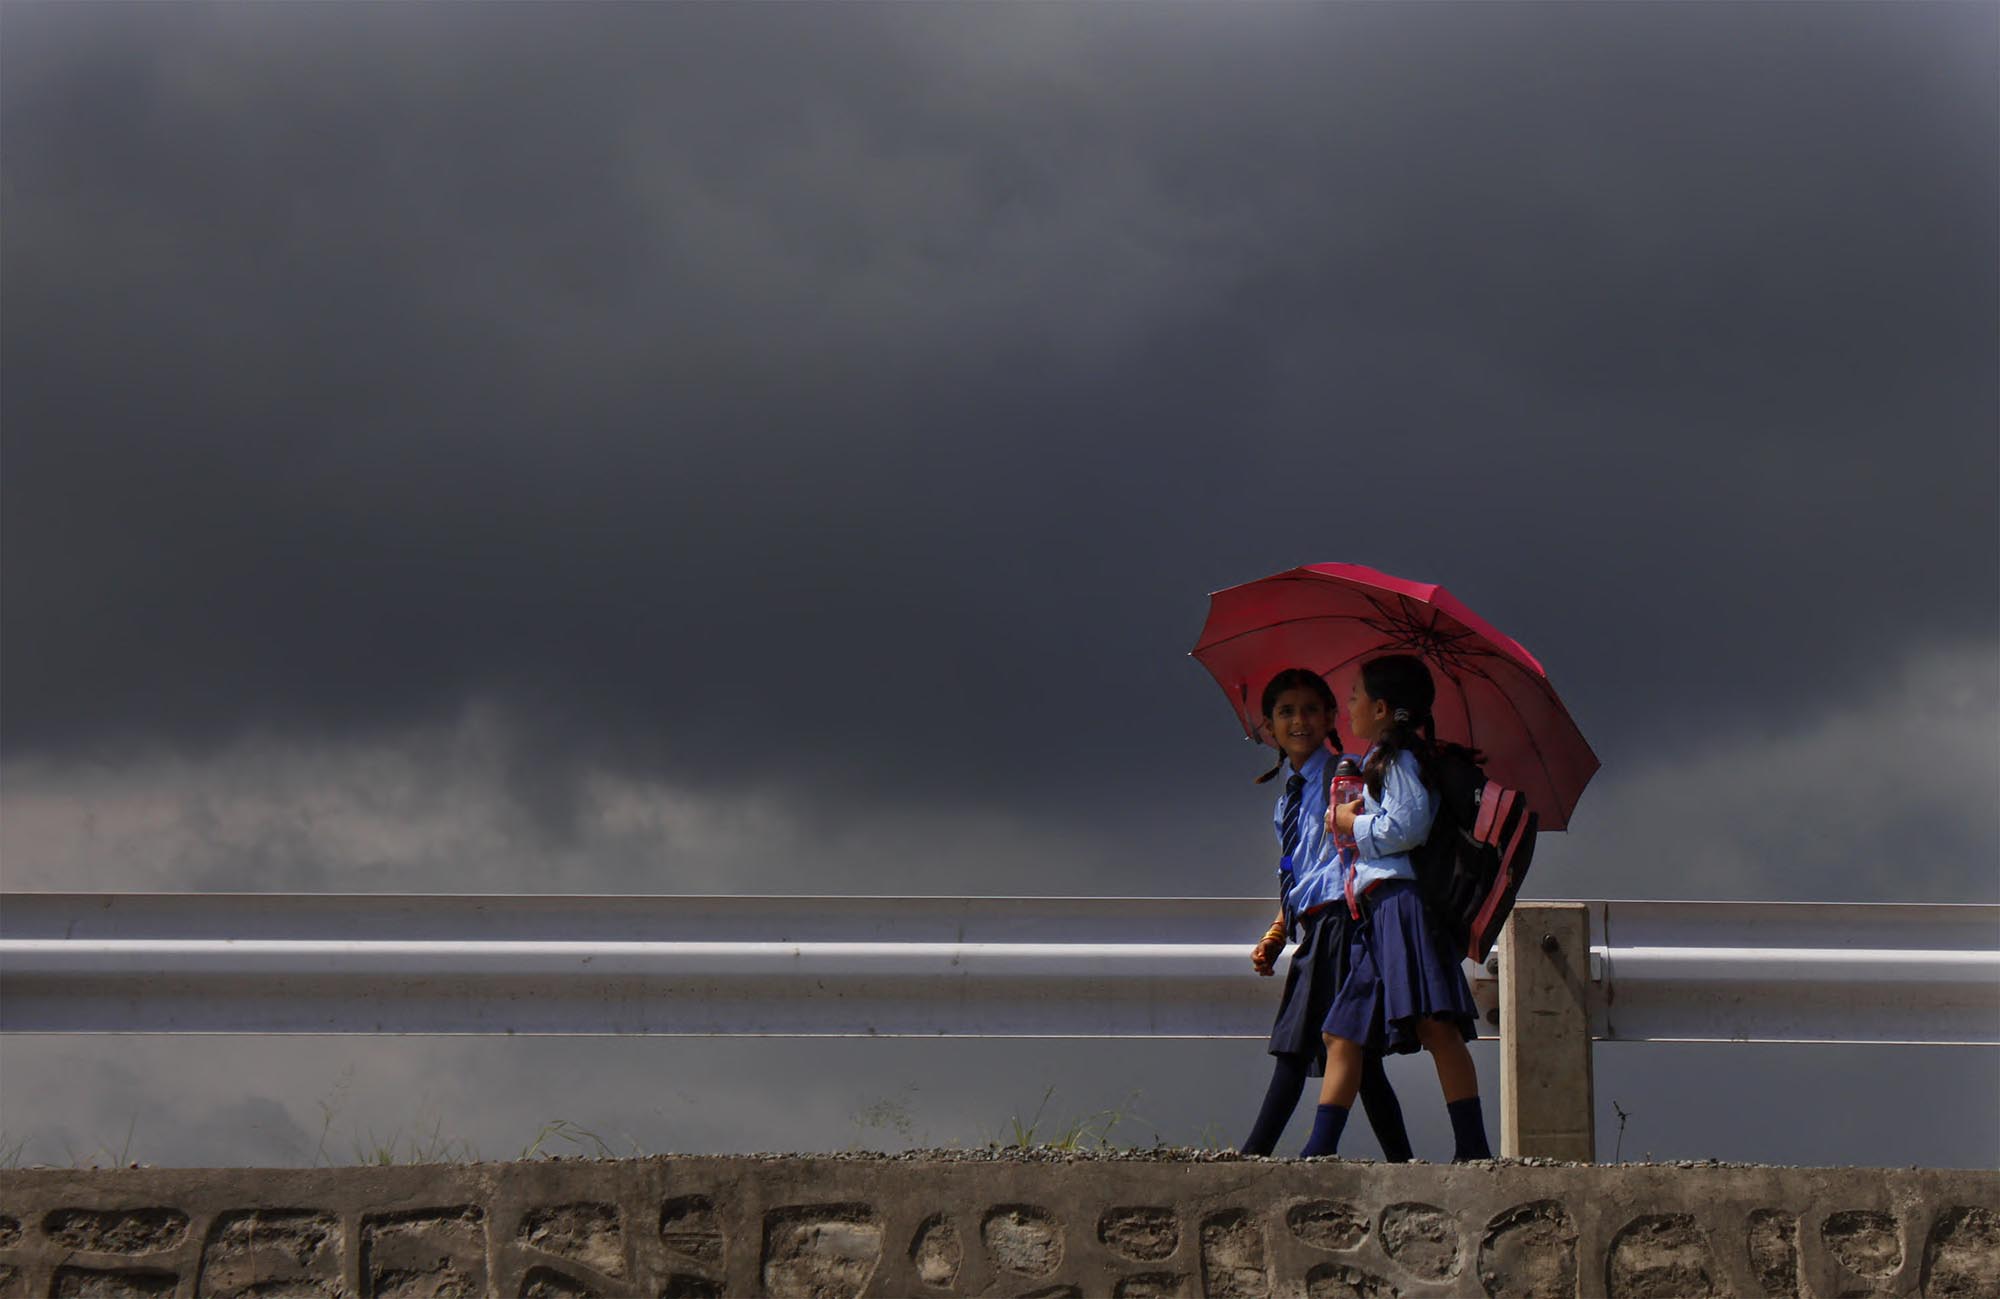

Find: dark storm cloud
3;6;1996;1176
4;2;1995;817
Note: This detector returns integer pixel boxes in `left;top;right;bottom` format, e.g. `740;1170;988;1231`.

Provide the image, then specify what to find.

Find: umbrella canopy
1190;562;1598;830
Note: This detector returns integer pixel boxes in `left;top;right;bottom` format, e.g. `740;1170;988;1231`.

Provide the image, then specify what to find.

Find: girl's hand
1331;798;1364;838
1252;919;1287;975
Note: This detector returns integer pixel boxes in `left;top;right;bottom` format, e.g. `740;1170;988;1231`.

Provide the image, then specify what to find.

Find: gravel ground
615;1149;1768;1169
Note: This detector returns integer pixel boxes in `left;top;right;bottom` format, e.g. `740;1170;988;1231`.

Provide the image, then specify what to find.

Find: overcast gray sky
3;2;1995;1169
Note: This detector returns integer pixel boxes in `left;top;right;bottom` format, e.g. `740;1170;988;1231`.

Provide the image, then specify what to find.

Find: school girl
1239;668;1413;1160
1299;653;1492;1161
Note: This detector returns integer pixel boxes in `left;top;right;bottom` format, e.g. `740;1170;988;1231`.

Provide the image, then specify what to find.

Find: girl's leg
1299;1035;1365;1157
1239;1053;1309;1156
1356;1053;1414;1162
1317;1035;1365;1107
1415;1018;1479;1102
1415;1017;1491;1160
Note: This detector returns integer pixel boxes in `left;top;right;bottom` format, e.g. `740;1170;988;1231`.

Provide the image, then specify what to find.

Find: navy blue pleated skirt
1266;907;1352;1076
1322;880;1480;1056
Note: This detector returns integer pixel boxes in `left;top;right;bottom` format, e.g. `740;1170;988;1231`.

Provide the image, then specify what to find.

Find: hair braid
1358;655;1440;798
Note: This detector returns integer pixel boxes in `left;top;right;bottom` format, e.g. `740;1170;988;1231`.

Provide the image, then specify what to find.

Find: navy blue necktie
1278;772;1307;926
1280;773;1306;863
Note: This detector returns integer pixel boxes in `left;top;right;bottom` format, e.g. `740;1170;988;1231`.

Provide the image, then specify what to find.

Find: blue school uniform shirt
1273;747;1347;918
1345;746;1438;895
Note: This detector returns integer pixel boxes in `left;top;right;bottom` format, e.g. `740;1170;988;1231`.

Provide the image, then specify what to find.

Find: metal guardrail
2;893;1994;1044
1572;899;2000;1045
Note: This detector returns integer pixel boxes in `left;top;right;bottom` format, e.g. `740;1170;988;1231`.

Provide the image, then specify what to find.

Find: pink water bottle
1330;756;1364;850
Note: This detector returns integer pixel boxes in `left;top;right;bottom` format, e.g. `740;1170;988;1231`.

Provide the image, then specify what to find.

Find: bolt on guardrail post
1498;901;1596;1162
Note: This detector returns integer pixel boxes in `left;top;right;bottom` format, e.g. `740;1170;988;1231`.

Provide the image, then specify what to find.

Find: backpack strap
1472;779;1503;842
1467;807;1540;963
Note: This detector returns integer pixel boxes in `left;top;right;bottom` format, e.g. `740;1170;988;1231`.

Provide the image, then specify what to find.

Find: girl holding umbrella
1192;564;1597;1160
1307;653;1488;1159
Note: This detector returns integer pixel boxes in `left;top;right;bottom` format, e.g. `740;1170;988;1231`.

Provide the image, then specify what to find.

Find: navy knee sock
1240;1054;1309;1155
1447;1096;1492;1161
1357;1055;1413;1163
1298;1102;1349;1158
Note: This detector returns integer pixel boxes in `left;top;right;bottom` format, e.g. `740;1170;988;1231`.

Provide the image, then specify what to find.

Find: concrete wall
0;1155;1994;1298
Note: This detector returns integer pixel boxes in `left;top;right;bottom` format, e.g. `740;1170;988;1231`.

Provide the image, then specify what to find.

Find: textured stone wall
0;1155;1993;1298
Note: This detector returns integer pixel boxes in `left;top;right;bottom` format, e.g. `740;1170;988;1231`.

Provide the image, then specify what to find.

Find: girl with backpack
1300;653;1493;1161
1237;667;1414;1161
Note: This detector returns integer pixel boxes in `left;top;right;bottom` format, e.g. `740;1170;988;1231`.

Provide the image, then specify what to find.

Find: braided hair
1254;668;1344;784
1357;654;1440;799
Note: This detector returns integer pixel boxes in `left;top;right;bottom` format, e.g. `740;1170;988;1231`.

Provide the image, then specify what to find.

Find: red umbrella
1190;562;1598;830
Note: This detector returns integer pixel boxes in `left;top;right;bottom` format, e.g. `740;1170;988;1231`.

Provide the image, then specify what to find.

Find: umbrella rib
1297;594;1538;721
1455;658;1553;774
1314;643;1373;685
1357;593;1493;673
1428;650;1503;773
1302;594;1452;710
1453;656;1577;822
1440;657;1478;754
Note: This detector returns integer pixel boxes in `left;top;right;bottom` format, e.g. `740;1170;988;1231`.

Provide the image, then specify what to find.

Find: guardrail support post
1498;901;1596;1162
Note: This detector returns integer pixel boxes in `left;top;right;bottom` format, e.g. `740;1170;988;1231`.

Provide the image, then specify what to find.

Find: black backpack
1411;744;1540;963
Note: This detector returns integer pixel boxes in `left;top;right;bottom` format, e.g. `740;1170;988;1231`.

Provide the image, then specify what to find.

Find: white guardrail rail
1;894;1995;1044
